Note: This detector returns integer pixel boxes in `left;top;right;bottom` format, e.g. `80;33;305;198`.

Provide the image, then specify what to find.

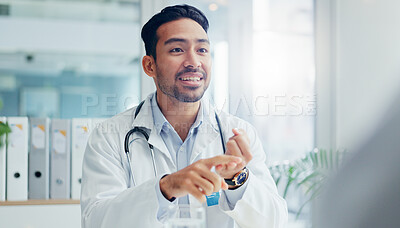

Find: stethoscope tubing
124;100;225;186
125;136;157;186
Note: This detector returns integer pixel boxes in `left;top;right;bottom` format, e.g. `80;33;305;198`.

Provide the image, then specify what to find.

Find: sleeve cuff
155;175;176;221
223;173;250;209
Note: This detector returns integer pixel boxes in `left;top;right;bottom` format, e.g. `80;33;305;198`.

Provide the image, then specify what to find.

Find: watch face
236;172;247;184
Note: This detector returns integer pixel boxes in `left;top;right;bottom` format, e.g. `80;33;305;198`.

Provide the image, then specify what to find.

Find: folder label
74;125;89;150
9;124;24;148
32;124;45;149
53;130;66;154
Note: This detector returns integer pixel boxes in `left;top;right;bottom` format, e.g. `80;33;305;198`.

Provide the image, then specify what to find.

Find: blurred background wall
316;0;400;152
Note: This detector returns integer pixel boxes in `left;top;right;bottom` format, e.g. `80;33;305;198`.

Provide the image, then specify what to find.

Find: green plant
0;100;11;148
0;121;11;148
269;148;346;219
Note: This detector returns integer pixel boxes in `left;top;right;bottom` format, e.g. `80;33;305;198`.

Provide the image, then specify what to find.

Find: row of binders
0;117;106;201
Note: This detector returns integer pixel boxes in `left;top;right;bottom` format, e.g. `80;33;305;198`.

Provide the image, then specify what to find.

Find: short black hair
141;4;209;60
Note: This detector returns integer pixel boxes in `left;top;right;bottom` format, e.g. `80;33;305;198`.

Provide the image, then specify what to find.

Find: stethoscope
124;100;226;186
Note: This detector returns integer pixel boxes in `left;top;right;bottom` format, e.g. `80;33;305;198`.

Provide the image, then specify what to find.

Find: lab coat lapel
189;103;222;164
190;124;219;163
131;93;174;167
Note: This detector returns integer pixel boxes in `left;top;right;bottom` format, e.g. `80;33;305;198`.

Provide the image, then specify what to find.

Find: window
0;0;142;118
252;0;315;163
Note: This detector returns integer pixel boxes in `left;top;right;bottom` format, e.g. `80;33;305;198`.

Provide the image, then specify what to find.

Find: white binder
50;119;71;199
71;118;91;200
0;117;7;201
7;117;29;201
29;118;50;199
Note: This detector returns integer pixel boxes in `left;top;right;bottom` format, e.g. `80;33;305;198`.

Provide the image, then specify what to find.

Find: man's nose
183;50;201;68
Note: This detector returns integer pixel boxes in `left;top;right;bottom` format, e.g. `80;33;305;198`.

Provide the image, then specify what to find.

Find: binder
7;117;29;201
0;117;6;201
71;118;91;200
50;119;71;199
28;118;50;199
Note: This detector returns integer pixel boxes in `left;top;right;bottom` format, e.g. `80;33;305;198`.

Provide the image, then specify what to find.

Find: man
81;5;287;228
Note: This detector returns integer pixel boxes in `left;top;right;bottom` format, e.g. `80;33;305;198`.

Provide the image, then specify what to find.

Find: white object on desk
7;117;29;201
29;118;50;199
71;118;91;200
50;119;71;199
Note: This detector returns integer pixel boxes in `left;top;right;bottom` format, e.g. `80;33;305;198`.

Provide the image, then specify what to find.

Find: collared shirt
151;94;204;173
151;93;248;219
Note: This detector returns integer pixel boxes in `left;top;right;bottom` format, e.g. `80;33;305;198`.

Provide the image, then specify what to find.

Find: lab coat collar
131;93;155;130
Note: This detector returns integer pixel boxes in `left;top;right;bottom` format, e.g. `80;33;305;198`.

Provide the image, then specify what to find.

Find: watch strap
224;178;236;186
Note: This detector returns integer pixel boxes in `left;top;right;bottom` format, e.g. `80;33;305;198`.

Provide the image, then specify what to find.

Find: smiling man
147;19;210;103
81;5;287;228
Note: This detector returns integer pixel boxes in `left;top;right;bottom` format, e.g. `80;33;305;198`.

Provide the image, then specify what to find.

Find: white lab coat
81;94;288;228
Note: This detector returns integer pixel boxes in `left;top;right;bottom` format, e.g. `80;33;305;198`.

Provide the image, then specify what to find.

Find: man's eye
198;48;208;53
170;48;183;53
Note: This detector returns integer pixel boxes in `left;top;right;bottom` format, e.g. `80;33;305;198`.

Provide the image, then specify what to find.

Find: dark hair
141;5;209;60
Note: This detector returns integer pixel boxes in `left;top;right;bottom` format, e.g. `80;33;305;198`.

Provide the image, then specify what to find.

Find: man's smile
176;70;206;87
178;75;204;87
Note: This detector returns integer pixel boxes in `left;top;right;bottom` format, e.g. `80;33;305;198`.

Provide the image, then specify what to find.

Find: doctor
81;4;287;228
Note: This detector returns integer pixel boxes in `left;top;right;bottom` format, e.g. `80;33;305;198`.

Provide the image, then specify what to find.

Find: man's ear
142;55;156;77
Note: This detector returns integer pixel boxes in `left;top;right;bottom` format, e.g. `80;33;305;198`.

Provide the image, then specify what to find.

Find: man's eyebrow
164;38;210;45
197;39;210;44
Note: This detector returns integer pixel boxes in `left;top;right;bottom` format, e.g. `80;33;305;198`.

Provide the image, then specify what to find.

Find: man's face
153;18;211;103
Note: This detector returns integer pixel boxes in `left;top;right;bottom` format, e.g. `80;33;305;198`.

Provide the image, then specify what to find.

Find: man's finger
190;173;215;196
227;162;238;170
226;139;242;157
203;155;242;168
186;184;206;203
232;128;241;136
221;180;228;190
231;136;252;163
198;170;223;193
231;128;250;144
230;129;252;163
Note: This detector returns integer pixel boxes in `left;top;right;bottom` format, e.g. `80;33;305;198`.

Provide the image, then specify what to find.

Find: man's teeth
180;77;201;81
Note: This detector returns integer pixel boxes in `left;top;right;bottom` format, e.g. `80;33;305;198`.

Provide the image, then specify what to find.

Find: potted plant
269;148;346;219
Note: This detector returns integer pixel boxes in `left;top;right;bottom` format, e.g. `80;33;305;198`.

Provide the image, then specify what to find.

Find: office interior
0;0;399;227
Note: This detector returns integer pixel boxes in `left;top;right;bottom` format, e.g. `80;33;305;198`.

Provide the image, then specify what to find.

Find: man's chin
174;90;205;103
177;95;203;103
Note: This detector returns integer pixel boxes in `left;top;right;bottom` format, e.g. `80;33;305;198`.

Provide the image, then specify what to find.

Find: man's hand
159;155;242;202
215;128;253;179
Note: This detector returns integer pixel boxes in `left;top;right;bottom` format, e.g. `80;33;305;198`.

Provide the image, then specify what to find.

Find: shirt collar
150;93;204;136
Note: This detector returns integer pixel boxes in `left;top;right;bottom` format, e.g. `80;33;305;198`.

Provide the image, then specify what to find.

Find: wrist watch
224;167;249;189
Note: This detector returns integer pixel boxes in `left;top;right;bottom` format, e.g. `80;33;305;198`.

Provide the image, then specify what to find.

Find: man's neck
156;92;200;141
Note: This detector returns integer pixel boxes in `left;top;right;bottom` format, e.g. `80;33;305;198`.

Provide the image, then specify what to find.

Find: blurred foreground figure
315;96;400;228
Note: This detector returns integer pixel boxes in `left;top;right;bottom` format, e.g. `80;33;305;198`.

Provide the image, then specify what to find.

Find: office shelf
0;199;79;206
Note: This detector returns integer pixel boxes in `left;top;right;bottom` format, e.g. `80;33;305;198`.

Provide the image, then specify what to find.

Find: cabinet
0;201;81;228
